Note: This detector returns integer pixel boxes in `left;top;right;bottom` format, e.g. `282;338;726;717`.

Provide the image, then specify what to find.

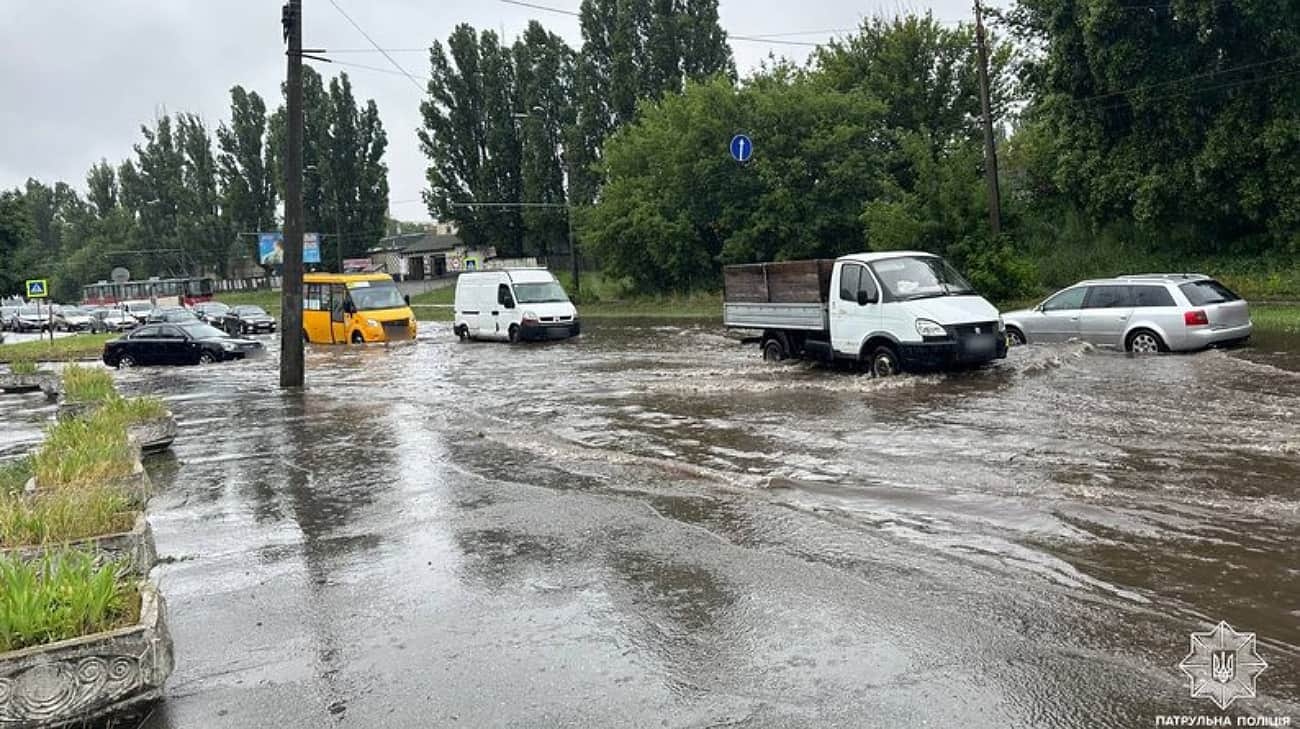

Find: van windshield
514;281;569;304
868;256;975;301
348;281;406;310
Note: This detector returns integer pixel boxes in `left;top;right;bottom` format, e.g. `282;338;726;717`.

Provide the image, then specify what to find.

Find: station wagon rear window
1180;280;1241;306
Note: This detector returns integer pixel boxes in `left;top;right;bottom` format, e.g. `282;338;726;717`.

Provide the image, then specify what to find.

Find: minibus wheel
351;331;365;344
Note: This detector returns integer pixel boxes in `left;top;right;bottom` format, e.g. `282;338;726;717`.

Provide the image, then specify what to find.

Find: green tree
514;21;576;257
0;190;37;296
420;25;524;254
176;113;225;275
217;86;277;268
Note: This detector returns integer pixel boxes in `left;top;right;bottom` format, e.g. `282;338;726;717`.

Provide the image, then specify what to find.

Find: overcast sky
1;0;974;223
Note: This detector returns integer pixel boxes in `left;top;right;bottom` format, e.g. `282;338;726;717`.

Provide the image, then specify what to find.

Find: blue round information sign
730;134;753;163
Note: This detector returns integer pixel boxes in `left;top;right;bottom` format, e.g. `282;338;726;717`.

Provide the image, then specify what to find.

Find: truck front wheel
868;345;900;377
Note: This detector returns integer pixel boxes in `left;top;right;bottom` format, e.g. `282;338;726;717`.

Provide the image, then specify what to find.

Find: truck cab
723;252;1007;375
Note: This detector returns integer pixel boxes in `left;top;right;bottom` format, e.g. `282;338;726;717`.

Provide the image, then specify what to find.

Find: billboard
259;233;322;265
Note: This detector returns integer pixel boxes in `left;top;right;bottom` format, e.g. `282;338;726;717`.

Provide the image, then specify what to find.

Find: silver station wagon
1001;274;1252;353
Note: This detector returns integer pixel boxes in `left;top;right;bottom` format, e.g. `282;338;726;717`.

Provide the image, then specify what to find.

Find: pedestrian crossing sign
25;279;49;298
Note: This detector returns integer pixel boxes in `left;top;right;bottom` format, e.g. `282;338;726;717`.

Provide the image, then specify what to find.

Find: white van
453;269;580;342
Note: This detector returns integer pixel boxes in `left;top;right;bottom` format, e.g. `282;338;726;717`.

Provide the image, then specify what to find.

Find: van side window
838;265;862;302
1132;285;1175;307
497;284;514;308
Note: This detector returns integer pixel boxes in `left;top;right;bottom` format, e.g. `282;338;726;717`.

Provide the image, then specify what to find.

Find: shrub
97;395;167;424
0;486;135;549
0;550;137;652
61;364;116;403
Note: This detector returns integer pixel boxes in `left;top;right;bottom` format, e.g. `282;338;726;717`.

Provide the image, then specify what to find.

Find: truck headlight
997;316;1006;332
915;319;947;337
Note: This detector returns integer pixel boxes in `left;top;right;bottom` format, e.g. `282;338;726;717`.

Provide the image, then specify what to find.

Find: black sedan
221;305;277;335
102;322;263;368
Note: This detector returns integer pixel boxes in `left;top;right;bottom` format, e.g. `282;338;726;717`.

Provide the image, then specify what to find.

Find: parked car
453;270;579;343
102;321;264;368
1001;274;1252;353
192;301;230;325
8;305;50;332
722;252;1006;375
88;308;138;333
53;305;95;332
0;305;19;331
220;305;277;335
144;306;199;324
120;301;156;323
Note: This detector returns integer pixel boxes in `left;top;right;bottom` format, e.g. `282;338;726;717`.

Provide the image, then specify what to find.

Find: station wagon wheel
1126;329;1164;354
198;351;217;365
1006;327;1026;346
117;354;137;369
869;345;900;377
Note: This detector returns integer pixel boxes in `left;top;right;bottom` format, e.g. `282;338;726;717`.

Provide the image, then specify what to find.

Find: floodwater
2;320;1298;727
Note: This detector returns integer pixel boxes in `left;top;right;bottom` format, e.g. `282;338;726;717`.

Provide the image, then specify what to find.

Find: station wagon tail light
1184;310;1209;326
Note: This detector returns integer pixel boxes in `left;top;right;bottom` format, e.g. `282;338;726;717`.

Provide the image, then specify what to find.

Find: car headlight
998;316;1006;332
221;342;238;352
915;319;947;338
365;318;380;328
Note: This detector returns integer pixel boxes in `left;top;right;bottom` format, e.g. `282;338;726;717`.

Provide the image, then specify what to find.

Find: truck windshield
348;281;406;310
869;256;975;300
514;281;569;304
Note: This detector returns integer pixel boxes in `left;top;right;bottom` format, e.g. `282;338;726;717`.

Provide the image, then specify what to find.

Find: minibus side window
331;285;347;321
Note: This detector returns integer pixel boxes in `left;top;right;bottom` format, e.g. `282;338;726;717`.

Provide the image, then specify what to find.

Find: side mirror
856;289;876;306
404;294;411;306
504;299;516;310
344;301;357;315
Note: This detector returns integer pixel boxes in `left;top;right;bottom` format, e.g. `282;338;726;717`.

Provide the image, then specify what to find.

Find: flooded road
5;320;1295;726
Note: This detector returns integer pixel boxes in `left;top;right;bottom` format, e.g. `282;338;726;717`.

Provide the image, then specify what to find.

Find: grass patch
1251;304;1300;334
0;550;138;652
8;358;38;376
410;272;722;320
0;486;135;549
0;459;32;498
30;410;135;490
98;396;168;424
218;290;282;318
0;333;114;364
61;364;116;403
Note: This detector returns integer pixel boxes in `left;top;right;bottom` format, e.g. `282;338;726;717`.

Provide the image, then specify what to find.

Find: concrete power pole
280;0;305;387
974;0;1002;237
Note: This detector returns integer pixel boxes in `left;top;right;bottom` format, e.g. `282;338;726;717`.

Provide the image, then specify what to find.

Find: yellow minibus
302;273;417;344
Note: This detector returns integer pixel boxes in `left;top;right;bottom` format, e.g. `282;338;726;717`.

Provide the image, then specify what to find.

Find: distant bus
82;277;215;307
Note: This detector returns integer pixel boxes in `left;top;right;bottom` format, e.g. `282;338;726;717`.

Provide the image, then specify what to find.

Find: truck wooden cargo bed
722;260;835;332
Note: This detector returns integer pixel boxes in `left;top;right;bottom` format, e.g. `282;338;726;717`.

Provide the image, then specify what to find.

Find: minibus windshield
348;281;406;310
514;281;569;304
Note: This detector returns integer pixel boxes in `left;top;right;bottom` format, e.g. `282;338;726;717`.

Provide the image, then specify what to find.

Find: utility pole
974;0;1002;236
568;206;580;299
280;0;305;387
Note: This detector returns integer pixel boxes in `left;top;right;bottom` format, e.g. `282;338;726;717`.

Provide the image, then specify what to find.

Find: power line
323;0;426;92
497;0;823;46
1082;64;1300;113
1068;52;1300;107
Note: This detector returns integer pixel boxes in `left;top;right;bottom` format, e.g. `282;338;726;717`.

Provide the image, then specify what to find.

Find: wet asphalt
2;320;1298;727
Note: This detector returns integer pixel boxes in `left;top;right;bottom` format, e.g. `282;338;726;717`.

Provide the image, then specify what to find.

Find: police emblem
1178;621;1267;709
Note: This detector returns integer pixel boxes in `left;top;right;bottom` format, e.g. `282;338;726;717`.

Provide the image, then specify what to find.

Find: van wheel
868;345;900;377
1126;329;1165;354
761;337;787;362
454;324;467;341
351;331;365;344
508;325;521;344
1006;327;1026;346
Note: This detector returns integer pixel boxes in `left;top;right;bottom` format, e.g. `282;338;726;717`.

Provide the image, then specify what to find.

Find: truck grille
950;322;997;337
